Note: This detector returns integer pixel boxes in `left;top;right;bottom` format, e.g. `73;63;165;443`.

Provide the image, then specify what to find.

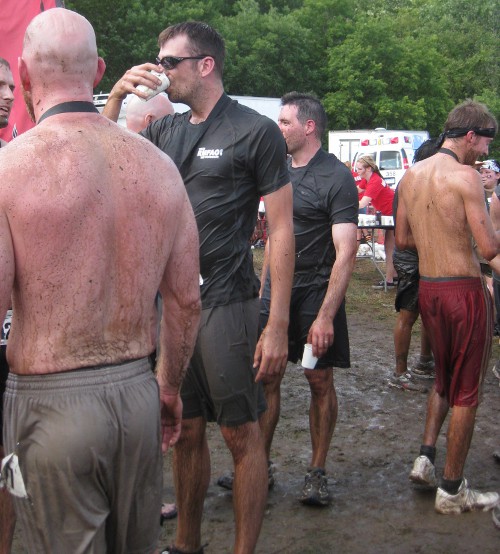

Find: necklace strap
438;148;459;162
37;101;99;125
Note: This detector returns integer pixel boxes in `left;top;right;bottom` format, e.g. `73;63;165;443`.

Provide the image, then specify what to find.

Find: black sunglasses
155;55;209;70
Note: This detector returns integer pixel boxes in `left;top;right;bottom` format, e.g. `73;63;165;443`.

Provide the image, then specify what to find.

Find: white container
301;343;318;369
136;71;170;101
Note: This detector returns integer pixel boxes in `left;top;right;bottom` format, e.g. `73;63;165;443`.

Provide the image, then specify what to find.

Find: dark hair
444;99;498;136
158;21;225;79
413;139;439;164
280;91;327;141
0;57;11;70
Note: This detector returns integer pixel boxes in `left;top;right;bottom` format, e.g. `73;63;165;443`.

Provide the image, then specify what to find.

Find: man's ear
305;119;316;137
18;57;31;91
466;130;477;144
93;57;106;88
199;56;216;78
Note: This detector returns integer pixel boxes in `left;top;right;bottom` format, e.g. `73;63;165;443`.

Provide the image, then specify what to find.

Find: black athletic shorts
394;260;419;313
261;278;350;369
0;346;8;447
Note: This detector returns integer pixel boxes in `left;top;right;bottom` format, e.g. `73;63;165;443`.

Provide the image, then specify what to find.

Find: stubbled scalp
23;9;98;91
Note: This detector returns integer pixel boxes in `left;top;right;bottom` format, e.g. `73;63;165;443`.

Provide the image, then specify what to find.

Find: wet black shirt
142;93;289;308
290;148;358;285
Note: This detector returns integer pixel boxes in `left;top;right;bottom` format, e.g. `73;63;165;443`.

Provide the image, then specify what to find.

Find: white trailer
328;128;430;164
328;130;373;163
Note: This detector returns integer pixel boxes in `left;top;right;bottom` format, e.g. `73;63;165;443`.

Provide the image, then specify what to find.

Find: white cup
301;343;318;369
136;71;170;101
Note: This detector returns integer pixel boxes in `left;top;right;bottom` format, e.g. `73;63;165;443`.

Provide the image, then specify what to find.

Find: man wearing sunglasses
396;100;500;515
104;20;294;554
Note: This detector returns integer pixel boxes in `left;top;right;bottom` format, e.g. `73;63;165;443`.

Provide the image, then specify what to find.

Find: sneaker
412;359;436;379
388;372;428;393
299;467;331;506
492;360;500;382
372;280;396;290
217;460;275;491
493;505;500;529
435;479;500;514
409;455;438;488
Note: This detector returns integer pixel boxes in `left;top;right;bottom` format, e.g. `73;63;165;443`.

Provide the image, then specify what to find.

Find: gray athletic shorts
3;357;162;554
181;298;266;427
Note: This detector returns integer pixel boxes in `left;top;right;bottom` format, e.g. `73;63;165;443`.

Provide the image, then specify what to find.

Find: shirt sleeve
248;116;290;196
326;163;359;226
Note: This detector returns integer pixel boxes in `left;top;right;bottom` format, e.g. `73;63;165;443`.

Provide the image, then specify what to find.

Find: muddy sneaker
435;479;499;514
388;372;428;393
409;455;438;488
299;467;331;506
492;360;500;382
493;505;500;529
411;359;435;379
217;460;275;491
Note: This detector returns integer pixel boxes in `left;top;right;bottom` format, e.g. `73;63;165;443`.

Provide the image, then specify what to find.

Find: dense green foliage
66;0;499;154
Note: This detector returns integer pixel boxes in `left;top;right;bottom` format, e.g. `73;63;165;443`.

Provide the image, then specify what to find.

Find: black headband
436;126;496;147
445;127;496;138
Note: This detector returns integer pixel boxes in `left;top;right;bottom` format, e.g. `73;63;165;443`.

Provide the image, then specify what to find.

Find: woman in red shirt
356;155;396;288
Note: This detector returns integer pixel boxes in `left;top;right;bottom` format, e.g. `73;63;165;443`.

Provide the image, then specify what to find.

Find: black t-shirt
290;148;358;284
142;93;289;308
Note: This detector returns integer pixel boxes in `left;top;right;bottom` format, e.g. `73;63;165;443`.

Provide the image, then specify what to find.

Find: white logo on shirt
197;147;224;159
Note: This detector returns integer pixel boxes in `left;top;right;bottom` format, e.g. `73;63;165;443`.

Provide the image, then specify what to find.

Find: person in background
125;92;174;133
485;161;500;476
480;159;500;199
353;165;370;243
0;55;15;554
472;159;500;301
103;20;294;554
259;92;357;506
389;139;438;392
397;99;499;515
481;160;500;337
356;155;396;289
0;10;201;551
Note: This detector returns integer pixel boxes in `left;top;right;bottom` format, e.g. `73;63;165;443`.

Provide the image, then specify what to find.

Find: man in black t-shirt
260;93;358;506
104;22;294;554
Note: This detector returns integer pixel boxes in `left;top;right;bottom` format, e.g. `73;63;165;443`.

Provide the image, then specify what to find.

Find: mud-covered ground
11;261;500;553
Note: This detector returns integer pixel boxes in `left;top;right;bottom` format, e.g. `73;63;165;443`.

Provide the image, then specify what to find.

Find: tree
217;0;316;97
323;10;452;134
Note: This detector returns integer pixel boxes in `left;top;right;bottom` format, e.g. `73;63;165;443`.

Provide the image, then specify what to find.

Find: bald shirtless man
0;9;200;553
397;99;500;515
126;92;174;133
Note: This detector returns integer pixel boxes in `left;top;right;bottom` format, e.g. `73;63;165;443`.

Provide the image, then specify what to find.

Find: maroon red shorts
418;277;492;407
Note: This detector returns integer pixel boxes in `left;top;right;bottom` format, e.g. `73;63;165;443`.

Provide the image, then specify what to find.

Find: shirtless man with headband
397;99;500;514
0;9;200;552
